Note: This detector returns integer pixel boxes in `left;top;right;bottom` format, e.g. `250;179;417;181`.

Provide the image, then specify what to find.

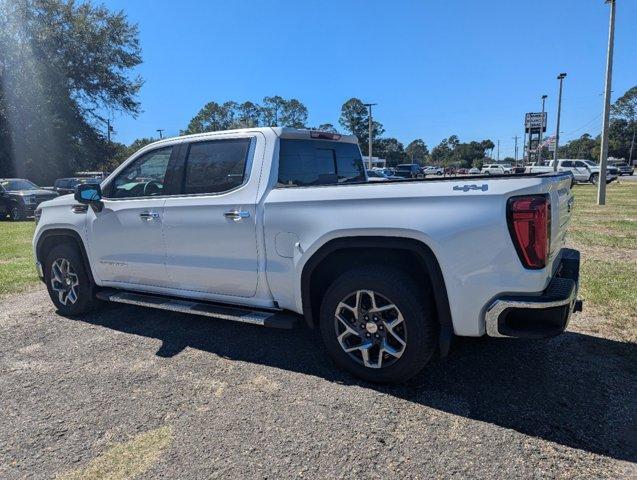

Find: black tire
319;266;438;384
9;205;25;221
44;243;100;316
590;173;599;185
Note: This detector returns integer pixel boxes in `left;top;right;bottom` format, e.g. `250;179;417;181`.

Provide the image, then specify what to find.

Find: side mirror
75;183;103;211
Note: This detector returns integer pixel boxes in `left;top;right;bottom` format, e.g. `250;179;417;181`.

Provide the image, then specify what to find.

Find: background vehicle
481;164;507;175
395;163;424;178
33;127;581;383
0;178;58;221
526;159;618;184
53;177;102;195
468;167;481;174
613;162;634;175
422;166;443;176
366;170;388;182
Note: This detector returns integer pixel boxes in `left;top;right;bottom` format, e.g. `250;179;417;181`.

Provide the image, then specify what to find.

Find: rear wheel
590;173;599;185
319;266;438;384
44;243;100;316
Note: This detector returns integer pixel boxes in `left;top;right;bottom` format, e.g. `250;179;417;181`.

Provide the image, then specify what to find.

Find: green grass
569;182;637;340
0;220;38;294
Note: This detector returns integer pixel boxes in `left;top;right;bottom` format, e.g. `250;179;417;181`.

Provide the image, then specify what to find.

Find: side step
96;289;297;329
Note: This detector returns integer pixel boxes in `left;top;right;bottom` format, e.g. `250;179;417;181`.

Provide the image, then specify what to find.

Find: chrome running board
96;289;297;329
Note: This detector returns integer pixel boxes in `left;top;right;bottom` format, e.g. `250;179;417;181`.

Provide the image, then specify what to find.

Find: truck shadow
74;304;636;463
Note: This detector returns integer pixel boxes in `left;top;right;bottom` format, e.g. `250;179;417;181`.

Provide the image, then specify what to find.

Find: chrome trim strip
485;287;577;338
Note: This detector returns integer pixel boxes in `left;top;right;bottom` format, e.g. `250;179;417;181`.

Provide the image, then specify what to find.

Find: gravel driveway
1;288;635;479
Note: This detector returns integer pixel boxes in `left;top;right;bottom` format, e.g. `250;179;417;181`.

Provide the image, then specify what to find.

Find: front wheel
44;243;100;316
9;206;25;221
319;266;438;384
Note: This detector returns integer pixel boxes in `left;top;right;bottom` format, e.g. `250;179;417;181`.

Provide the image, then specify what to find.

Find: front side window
110;147;172;198
182;138;251;195
278;139;365;187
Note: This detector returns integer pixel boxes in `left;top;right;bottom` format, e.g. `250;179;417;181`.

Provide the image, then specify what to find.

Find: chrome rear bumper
485;248;581;338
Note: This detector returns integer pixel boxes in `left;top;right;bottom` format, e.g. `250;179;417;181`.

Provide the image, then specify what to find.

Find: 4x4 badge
453;184;488;192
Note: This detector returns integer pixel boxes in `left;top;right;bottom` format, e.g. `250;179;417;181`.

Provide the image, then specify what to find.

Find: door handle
139;211;161;221
224;209;250;221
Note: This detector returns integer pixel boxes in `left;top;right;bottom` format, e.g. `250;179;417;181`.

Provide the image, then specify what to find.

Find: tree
612;86;636;163
182;101;237;134
235;101;261;128
315;123;337;132
405;139;429;164
261;95;287;126
374;138;407;166
279;98;308;128
338;98;384;147
0;0;142;184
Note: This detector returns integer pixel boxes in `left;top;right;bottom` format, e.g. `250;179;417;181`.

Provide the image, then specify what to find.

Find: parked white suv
481;164;507;175
33;128;581;383
527;159;618;184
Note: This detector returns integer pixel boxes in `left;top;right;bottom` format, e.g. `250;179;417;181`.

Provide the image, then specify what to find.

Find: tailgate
547;174;574;264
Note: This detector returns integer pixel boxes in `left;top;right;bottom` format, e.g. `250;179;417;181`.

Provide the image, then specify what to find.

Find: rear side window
183;138;251;195
277;139;365;187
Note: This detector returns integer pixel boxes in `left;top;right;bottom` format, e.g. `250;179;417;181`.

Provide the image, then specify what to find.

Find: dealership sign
525;112;547;133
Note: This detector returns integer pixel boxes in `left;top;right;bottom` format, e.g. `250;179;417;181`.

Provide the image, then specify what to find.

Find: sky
100;0;637;159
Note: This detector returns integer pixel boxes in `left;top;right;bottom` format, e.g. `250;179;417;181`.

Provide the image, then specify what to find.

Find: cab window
108;147;172;198
182;138;251;195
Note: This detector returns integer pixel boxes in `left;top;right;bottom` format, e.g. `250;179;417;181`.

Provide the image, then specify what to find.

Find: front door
86;146;174;287
162;136;260;297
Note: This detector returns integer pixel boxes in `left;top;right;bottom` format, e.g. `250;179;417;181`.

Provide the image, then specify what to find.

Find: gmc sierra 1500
33;128;582;383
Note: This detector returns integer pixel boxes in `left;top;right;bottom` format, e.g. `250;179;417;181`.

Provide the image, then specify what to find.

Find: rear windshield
277;139;365;187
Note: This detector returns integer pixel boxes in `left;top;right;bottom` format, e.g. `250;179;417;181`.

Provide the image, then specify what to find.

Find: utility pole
523;127;528;164
553;73;567;170
157;129;164;139
597;0;616;205
363;103;377;169
539;95;548;164
496;140;500;161
513;136;519;163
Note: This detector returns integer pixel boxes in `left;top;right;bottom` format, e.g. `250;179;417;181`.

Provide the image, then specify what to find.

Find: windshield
582;160;597;166
1;179;39;191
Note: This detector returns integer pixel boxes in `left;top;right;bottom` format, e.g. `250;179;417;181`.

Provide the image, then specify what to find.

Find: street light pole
553;73;567;170
597;0;616;206
539;95;547;164
363;103;377;169
157;129;164;139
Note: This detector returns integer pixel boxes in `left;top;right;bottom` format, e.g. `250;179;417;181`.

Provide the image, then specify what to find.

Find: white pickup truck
33;128;582;383
526;159;618;184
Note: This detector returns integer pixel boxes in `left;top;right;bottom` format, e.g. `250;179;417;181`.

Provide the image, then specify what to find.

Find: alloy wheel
334;290;407;369
50;258;80;305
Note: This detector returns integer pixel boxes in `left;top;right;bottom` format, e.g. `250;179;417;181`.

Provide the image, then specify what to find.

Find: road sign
525;112;547;133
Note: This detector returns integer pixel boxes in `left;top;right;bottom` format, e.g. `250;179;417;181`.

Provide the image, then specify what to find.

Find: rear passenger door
162;135;260;298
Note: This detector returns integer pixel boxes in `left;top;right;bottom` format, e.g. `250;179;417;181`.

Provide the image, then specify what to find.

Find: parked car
614;162;634;176
53;177;102;195
0;178;58;221
394;163;424;178
481;164;507;175
526;159;618;184
33;127;581;383
422;166;443;176
468;167;481;175
457;168;468;175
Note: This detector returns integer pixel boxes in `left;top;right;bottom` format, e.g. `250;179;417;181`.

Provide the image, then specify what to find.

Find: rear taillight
507;195;551;269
